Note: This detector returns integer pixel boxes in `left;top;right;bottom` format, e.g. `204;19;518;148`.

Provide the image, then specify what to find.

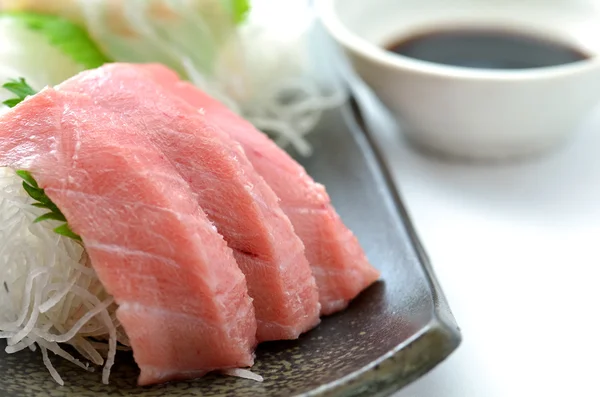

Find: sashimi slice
57;64;321;341
0;88;257;385
142;64;381;315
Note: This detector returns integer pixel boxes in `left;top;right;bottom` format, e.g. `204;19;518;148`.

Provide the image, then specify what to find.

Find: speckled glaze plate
0;99;461;397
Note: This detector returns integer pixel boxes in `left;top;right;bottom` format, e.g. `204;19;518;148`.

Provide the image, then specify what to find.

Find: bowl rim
315;0;600;81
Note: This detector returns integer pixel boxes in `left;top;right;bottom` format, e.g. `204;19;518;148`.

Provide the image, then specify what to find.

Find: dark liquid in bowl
386;28;590;69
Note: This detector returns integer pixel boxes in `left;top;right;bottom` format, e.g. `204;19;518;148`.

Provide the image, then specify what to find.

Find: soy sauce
386;28;589;69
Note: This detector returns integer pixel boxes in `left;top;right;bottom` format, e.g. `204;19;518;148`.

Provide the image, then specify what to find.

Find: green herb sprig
16;171;81;242
231;0;251;24
3;78;81;242
2;77;36;108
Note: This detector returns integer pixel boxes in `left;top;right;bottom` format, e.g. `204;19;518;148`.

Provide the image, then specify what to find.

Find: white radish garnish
222;368;264;382
0;167;127;384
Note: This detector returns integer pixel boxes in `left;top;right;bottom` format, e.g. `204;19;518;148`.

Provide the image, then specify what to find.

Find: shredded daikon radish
0;167;126;384
5;336;36;354
67;334;105;365
88;341;132;352
39;281;77;313
221;368;264;382
41;345;64;386
36;338;91;371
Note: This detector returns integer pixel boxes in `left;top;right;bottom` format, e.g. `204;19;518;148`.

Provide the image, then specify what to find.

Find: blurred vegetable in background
0;0;345;155
0;11;107;105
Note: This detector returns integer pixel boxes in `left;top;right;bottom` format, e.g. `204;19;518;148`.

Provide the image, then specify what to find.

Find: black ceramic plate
0;100;461;397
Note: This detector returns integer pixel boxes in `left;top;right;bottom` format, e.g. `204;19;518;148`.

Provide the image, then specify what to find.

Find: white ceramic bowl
317;0;600;160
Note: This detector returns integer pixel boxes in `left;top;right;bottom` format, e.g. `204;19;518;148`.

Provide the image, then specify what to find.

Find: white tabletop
350;81;600;397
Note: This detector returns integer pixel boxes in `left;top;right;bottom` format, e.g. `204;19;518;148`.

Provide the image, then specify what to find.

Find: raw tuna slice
141;64;381;315
0;88;257;385
58;64;321;341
